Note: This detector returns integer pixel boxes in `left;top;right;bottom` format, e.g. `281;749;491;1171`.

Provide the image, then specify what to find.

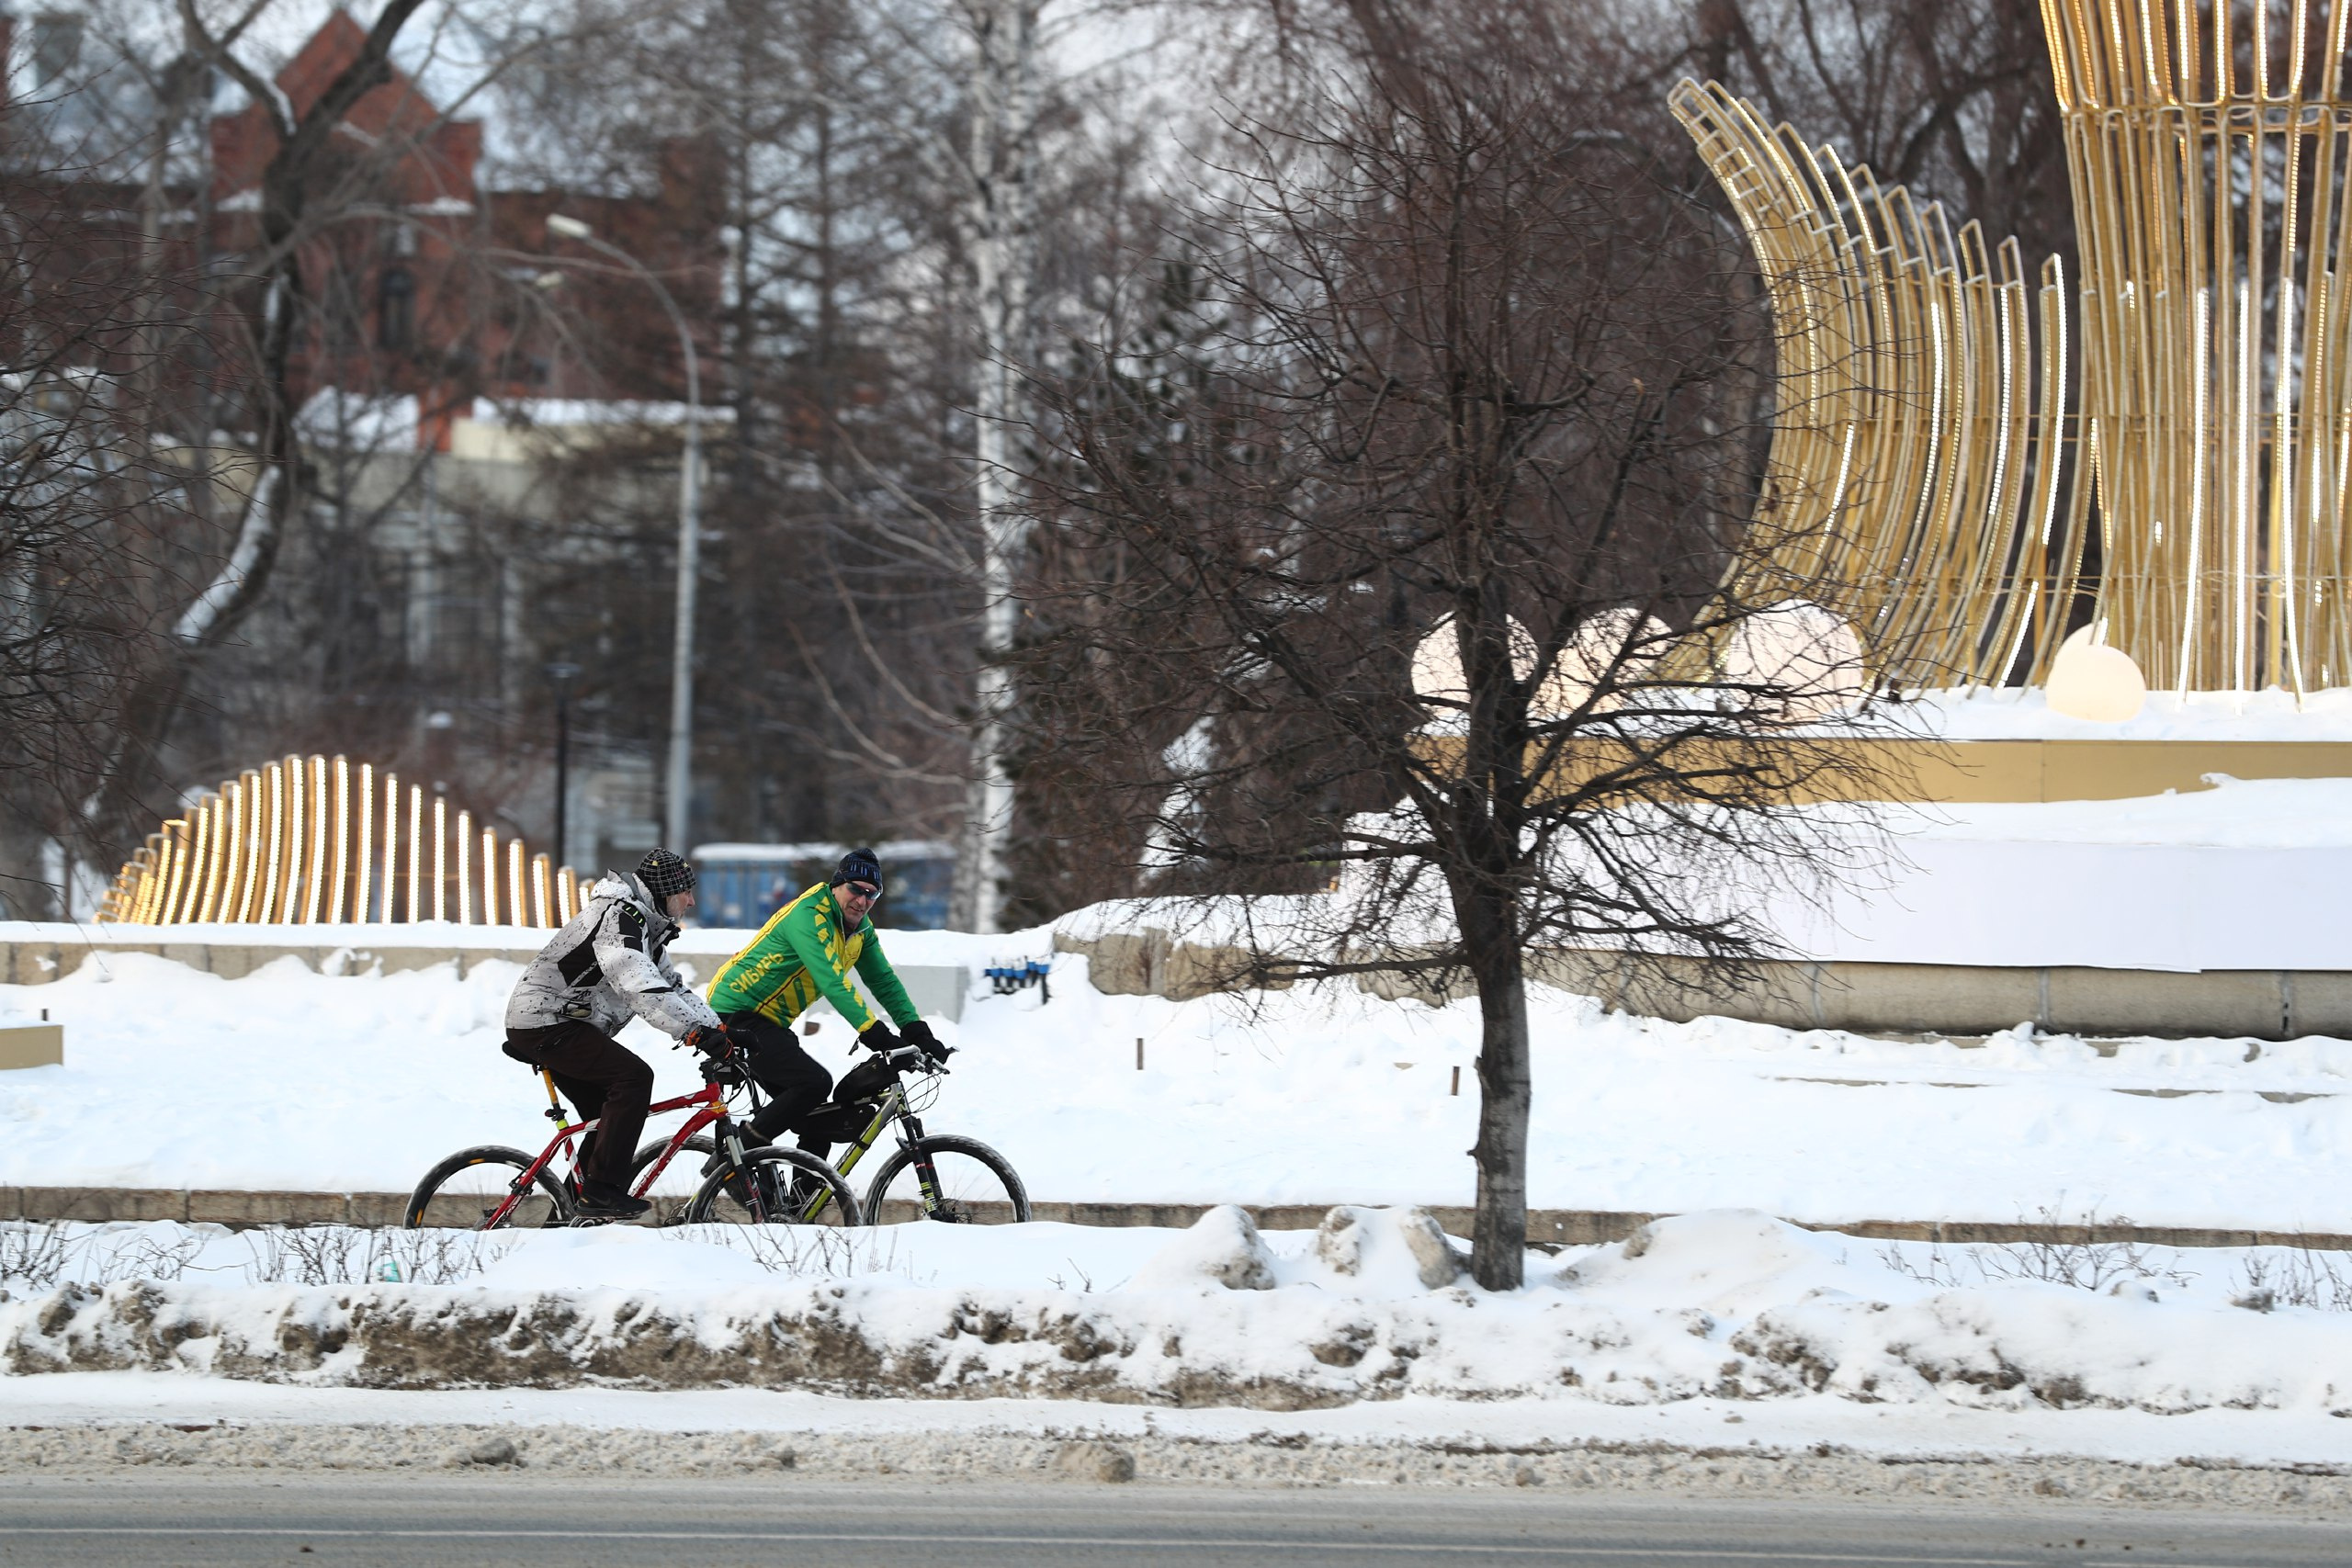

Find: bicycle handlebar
676;1030;951;1076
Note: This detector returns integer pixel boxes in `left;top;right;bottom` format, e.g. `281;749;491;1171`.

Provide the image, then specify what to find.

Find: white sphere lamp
2043;623;2146;723
1718;601;1868;721
1532;607;1671;718
1411;615;1536;710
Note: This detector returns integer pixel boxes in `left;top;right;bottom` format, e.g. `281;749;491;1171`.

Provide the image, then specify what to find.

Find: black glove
901;1019;950;1064
683;1023;730;1058
856;1020;901;1054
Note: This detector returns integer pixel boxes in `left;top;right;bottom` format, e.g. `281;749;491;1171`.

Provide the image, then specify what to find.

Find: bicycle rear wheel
404;1145;570;1229
861;1134;1030;1225
628;1134;716;1225
684;1145;859;1227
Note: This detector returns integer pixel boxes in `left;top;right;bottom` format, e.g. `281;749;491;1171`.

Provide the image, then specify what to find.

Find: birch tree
945;0;1042;933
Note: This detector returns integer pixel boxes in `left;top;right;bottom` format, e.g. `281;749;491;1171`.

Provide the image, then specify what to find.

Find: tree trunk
948;0;1039;935
1464;889;1531;1291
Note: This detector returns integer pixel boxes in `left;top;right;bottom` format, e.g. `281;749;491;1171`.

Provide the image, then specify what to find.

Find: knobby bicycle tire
860;1134;1030;1225
683;1145;861;1227
404;1145;571;1229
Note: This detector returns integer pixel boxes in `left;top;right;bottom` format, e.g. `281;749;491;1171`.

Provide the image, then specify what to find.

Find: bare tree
0;5;244;915
78;2;438;824
0;165;217;917
1018;0;1902;1288
483;0;1164;884
20;1;635;886
1687;0;2073;273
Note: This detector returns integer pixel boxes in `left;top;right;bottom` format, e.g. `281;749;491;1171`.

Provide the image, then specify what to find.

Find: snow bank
1772;779;2352;969
6;1211;2351;1423
1062;775;2352;972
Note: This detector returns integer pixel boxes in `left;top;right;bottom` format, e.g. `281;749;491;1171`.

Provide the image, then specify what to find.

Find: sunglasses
841;881;881;901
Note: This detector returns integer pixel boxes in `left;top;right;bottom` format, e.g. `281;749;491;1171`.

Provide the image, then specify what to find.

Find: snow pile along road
6;1208;2350;1417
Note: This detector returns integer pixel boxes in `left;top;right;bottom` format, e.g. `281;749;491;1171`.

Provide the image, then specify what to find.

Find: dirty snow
0;1204;2344;1421
7;1207;2352;1475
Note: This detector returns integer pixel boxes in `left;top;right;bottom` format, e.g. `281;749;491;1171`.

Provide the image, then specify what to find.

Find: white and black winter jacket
503;872;722;1042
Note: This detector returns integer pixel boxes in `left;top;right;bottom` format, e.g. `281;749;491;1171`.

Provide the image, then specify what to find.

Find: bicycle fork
896;1113;957;1218
717;1117;771;1224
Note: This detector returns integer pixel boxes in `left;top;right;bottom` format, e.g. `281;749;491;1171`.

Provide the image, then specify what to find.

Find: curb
2;1421;2350;1508
1;1186;2341;1251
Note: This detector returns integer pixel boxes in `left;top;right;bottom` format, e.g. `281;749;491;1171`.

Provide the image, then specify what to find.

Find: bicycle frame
480;1067;774;1227
789;1075;940;1224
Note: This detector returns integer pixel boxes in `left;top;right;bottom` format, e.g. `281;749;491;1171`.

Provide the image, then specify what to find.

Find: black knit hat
830;848;883;889
637;848;697;899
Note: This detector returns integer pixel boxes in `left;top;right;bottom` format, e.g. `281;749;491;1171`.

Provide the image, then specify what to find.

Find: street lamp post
545;660;581;866
544;212;700;855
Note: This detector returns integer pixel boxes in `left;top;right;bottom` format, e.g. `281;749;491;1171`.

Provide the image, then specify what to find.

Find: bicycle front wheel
861;1134;1030;1225
405;1145;570;1229
684;1145;860;1228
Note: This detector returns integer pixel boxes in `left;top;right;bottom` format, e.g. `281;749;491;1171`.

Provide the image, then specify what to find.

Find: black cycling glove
857;1020;901;1054
900;1019;951;1064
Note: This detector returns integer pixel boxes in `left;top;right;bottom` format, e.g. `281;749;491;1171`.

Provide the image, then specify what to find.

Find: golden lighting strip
348;761;370;925
507;838;526;932
96;754;585;929
481;825;499;926
431;797;448;924
1668;81;2088;688
405;782;422;922
2040;0;2352;692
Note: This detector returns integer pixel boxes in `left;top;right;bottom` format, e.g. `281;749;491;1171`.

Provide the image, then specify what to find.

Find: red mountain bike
402;1045;858;1229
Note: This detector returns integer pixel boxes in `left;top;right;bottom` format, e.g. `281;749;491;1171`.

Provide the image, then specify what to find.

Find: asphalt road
2;1473;2350;1567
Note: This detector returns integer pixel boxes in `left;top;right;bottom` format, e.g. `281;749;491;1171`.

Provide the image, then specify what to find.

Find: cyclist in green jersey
702;848;947;1166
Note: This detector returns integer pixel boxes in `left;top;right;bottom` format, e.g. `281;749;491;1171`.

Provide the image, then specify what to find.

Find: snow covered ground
7;943;2352;1231
10;934;2352;1471
1907;684;2352;741
6;1207;2352;1474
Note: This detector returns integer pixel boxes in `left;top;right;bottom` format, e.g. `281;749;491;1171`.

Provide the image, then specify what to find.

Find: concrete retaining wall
1057;929;2352;1040
2;1184;2340;1251
7;925;2339;1042
0;929;968;1022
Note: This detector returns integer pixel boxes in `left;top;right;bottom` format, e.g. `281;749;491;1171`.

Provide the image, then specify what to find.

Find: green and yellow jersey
705;882;919;1032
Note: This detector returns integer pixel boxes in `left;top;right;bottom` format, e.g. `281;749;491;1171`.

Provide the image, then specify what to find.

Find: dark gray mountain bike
629;1042;1030;1225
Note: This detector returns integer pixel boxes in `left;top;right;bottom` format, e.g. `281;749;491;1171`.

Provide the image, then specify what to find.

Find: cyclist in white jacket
503;848;724;1217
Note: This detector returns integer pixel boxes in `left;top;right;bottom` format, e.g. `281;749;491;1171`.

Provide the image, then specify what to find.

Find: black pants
503;1021;654;1190
719;1011;839;1157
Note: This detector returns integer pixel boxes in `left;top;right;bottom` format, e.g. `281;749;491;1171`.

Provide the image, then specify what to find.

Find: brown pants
503;1021;654;1190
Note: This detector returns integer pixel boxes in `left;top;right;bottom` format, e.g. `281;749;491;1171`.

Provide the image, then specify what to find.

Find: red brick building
205;11;722;450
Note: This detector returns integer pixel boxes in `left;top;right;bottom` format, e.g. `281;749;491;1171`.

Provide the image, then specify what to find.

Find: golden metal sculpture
1677;0;2352;693
2043;0;2352;693
96;754;582;929
1669;81;2088;689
